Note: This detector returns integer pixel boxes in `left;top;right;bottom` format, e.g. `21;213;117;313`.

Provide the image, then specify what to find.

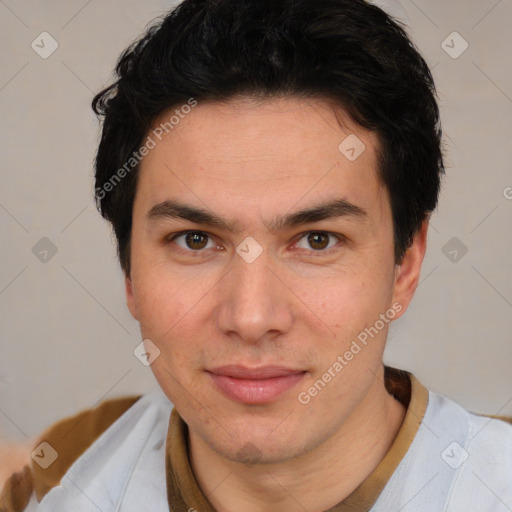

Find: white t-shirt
21;382;512;512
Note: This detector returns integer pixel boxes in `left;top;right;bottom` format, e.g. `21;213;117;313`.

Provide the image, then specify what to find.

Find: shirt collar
165;366;429;512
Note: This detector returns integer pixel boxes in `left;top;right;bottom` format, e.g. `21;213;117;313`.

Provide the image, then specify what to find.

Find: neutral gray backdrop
0;0;511;443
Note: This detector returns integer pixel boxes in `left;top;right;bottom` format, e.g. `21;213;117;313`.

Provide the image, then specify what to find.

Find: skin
125;96;428;512
0;440;33;486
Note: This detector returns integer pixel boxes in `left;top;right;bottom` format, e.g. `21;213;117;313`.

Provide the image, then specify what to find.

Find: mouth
206;365;307;404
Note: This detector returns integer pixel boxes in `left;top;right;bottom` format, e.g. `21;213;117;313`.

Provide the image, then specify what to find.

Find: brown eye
184;232;209;250
169;231;214;251
294;231;340;253
307;232;330;250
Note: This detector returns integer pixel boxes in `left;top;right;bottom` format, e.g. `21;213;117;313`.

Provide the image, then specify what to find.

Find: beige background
0;0;511;443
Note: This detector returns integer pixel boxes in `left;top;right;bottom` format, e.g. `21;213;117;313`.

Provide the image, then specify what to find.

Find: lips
206;365;306;404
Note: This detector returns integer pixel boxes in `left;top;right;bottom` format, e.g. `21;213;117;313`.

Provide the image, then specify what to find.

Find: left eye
295;232;340;251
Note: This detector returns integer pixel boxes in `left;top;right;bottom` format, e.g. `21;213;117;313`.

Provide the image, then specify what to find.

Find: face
126;96;424;464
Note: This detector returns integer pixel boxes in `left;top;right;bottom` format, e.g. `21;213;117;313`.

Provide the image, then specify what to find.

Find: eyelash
165;230;344;256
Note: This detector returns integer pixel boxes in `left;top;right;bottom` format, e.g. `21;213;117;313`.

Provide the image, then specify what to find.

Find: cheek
131;266;222;374
132;270;208;402
298;271;393;334
132;259;202;325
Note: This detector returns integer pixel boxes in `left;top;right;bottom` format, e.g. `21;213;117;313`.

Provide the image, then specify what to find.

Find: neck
189;367;406;512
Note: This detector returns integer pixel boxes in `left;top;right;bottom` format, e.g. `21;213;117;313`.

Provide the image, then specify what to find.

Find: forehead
136;96;386;221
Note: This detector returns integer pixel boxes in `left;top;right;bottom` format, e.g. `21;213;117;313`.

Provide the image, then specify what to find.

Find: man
1;0;511;510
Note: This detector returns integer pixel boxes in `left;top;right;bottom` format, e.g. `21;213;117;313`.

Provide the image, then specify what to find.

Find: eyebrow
146;198;367;232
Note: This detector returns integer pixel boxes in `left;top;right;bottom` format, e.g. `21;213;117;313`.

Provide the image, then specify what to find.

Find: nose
215;250;294;344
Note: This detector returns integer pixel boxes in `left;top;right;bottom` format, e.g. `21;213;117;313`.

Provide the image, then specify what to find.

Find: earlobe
391;219;429;319
125;276;139;320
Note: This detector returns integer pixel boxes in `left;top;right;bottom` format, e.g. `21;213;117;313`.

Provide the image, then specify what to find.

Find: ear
125;275;139;320
391;219;429;320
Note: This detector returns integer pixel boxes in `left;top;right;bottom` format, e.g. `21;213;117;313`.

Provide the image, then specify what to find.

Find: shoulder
0;391;170;512
425;390;512;510
424;389;512;462
374;386;512;511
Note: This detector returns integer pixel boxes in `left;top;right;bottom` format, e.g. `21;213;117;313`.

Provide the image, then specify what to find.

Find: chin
219;437;308;466
194;414;318;466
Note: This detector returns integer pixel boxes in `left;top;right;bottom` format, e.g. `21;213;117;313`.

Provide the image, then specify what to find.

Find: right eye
166;231;221;253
